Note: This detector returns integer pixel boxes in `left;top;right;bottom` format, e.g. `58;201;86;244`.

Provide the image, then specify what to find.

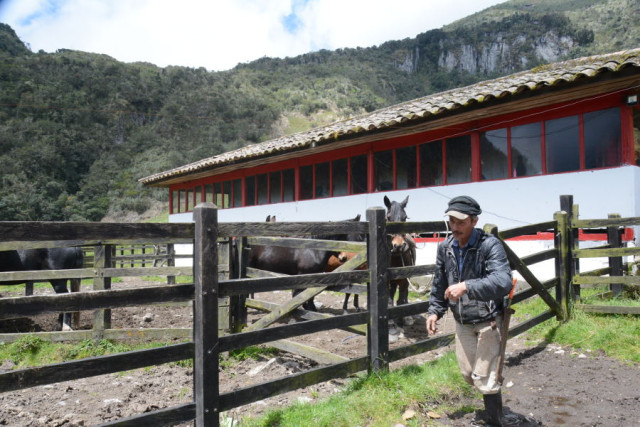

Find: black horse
1;247;83;330
384;195;417;326
248;215;362;311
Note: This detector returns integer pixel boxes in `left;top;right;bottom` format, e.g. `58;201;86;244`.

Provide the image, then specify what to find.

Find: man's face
448;215;478;246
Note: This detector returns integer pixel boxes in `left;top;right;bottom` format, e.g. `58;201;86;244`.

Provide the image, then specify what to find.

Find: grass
241;352;473;427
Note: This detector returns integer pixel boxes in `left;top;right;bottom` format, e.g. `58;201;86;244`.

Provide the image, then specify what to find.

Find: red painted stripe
414;228;635;243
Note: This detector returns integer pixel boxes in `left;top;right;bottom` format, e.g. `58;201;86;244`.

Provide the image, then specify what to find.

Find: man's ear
471;216;479;227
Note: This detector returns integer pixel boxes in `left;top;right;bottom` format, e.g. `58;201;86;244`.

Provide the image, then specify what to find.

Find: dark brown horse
248;214;362;311
384;195;416;326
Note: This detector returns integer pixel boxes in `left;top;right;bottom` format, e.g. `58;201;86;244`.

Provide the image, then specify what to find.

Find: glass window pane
315;162;330;198
300;165;313;200
283;169;295;201
222;181;231;208
172;190;179;213
214;183;223;207
195;186;202;206
332;158;348;196
257;173;268;205
396;146;416;189
204;184;213;203
350;155;368;194
634;108;640;166
232;179;242;207
374;150;393;191
512;123;542;177
584;107;621;169
419;140;443;186
269;172;281;203
446;135;472;184
546;116;580;173
179;190;186;212
187;189;195;211
245;177;255;206
481;129;508;180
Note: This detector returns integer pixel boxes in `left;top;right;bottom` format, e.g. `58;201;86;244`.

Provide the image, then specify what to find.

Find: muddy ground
1;279;639;426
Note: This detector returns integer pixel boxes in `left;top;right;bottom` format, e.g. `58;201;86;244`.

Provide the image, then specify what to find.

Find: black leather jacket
427;229;512;324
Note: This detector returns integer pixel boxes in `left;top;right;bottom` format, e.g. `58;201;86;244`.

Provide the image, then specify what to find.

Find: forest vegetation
1;0;638;221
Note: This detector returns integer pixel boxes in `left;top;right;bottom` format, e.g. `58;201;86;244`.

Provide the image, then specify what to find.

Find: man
426;196;513;426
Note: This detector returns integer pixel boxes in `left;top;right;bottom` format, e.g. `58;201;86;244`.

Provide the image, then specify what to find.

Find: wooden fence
4;195;631;425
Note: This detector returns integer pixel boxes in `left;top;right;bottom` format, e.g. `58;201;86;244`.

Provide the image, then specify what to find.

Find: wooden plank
218;356;369;412
520;248;557;266
572;275;640;286
0;343;193;393
245;298;367;335
512;278;558;304
573;247;640;258
498;221;557;240
269;339;349;364
386;221;446;234
575;304;640;315
0;238;193;252
577;266;612;277
0;328;193;344
217;221;368;238
573;217;640;229
192;203;219;427
387;264;437;280
98;403;195;426
0;222;194;242
221;269;369;296
389;332;455;362
242;252;367;332
507;310;556;337
0;266;192;283
247;236;366;252
0;284;195;319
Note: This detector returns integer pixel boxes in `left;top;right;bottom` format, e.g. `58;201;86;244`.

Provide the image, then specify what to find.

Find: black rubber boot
483;392;503;427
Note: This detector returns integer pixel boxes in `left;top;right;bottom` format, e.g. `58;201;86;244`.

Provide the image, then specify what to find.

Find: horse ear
354;214;361;221
384;195;391;209
266;215;271;222
401;195;409;208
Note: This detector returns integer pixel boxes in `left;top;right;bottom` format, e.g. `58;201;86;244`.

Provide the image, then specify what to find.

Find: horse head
384;195;409;222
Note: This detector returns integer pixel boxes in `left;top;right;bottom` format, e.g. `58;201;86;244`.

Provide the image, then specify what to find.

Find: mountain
0;0;639;222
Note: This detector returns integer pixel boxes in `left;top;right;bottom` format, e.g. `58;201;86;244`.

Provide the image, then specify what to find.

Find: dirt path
1;281;639;426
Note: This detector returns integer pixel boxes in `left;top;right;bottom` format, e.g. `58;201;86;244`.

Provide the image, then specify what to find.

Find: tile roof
140;48;640;186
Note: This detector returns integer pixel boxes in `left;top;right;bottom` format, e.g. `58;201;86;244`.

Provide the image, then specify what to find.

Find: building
140;48;640;273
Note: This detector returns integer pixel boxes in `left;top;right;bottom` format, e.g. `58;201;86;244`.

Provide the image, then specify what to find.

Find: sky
0;0;505;72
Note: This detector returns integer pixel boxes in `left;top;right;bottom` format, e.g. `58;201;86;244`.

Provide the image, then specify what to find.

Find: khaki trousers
454;315;503;395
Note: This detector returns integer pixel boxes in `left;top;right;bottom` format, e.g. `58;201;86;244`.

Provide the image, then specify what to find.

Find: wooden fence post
366;206;389;373
167;243;176;285
93;243;112;339
607;213;623;297
193;202;220;427
560;195;579;301
554;211;571;321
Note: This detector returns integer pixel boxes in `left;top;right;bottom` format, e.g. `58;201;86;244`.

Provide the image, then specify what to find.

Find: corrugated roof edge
139;47;640;186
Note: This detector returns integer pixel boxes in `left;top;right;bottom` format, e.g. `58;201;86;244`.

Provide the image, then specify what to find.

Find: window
419;140;443;186
172;190;179;213
232;179;242;207
332;158;348;196
396;146;417;189
299;165;313;200
546;116;580;173
283;169;295;201
257;173;268;205
584;107;621;169
351;155;368;194
374;150;393;191
244;177;255;206
187;189;195;211
315;162;330;198
511;123;542;177
179;190;186;212
446;135;472;184
481;129;508;180
205;184;214;203
269;172;281;203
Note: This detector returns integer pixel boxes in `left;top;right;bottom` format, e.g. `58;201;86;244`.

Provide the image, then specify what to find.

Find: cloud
0;0;504;71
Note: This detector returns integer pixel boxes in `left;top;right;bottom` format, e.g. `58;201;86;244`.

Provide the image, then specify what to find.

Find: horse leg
342;293;350;315
293;289;317;312
398;279;414;326
353;294;360;312
51;279;73;331
70;278;81;329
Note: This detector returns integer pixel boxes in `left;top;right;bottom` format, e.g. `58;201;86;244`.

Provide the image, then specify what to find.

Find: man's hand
444;282;467;302
426;314;439;335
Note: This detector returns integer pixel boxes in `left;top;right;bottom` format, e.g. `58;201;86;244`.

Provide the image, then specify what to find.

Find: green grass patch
240;352;474;427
